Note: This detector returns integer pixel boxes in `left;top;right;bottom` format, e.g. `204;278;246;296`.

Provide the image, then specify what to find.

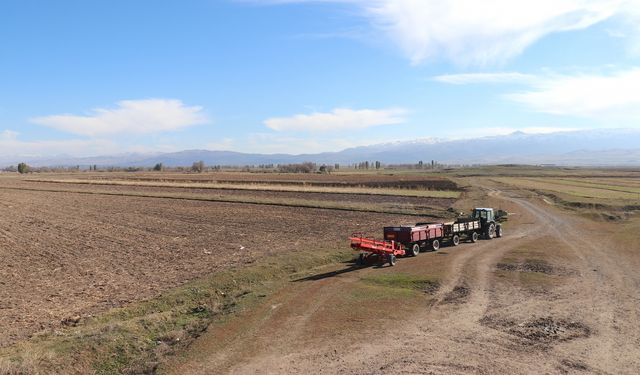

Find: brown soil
480;315;591;345
0;177;429;348
15;179;456;209
496;259;557;274
69;171;458;190
163;180;640;374
442;283;471;304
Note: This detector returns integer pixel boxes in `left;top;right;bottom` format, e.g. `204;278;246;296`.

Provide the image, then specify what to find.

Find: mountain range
3;129;640;168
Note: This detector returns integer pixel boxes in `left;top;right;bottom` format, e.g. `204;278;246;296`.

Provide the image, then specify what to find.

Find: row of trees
277;162;338;174
3;160;440;174
2;163;31;173
2;162;210;174
354;161;382;170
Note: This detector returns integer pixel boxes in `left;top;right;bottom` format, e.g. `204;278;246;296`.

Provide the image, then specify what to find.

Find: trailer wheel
452;235;460;246
471;232;479;243
431;239;440;251
496;225;503;238
407;243;420;257
388;254;397;266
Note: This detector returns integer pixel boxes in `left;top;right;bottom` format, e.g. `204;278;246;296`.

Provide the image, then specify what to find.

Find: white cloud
506;68;640;118
0;137;120;159
0;133;192;160
434;68;640;121
0;130;19;141
433;72;537;85
614;1;640;56
30;99;208;137
264;107;406;132
365;0;627;65
263;0;636;65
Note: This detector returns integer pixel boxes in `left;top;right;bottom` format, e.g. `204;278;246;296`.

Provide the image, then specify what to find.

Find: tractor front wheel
487;223;496;239
496;225;503;238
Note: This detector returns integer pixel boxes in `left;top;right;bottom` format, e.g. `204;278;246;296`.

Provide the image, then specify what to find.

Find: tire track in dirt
509;196;640;372
167;186;640;374
440;185;638;373
167;275;360;375
334;187;637;374
426;188;538;322
170;187;549;374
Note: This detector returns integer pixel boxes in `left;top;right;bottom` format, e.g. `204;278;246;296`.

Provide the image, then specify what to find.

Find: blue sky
1;0;639;156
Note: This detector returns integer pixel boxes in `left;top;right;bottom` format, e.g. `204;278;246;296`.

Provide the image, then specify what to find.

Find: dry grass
26;178;461;199
0;249;354;374
492;177;640;205
553;178;640;193
0;349;53;375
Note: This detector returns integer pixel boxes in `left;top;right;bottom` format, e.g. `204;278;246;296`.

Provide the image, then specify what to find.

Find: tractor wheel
496;225;503;238
452;235;460;246
408;243;420;257
356;253;366;266
487;223;496;239
431;239;440;251
471;232;479;243
388;254;397;266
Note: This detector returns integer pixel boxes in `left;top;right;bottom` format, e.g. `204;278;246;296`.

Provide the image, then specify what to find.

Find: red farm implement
349;233;405;266
348;208;507;268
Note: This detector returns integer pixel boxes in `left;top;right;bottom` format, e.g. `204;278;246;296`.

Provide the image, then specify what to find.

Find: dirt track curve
164;187;640;374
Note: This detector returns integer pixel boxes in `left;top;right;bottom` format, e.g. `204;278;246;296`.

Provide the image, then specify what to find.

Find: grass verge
494;246;566;294
346;273;440;301
361;273;439;292
0;248;354;374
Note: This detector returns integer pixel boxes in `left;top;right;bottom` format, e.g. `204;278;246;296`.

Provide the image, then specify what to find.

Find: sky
1;0;640;157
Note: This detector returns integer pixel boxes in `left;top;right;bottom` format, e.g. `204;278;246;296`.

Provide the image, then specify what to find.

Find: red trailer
350;233;405;266
349;208;506;267
383;224;444;256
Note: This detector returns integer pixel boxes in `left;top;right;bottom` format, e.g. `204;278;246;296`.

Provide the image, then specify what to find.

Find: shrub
278;162;316;173
191;161;205;173
17;162;29;174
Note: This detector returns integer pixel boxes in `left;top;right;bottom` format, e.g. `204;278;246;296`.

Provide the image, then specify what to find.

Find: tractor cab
472;208;495;223
470;208;506;239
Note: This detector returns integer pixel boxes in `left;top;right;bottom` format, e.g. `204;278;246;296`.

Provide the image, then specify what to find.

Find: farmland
1;168;639;374
492;176;640;204
0;171;459;373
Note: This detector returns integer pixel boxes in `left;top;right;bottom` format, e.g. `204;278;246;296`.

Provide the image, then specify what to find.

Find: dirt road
164;187;640;374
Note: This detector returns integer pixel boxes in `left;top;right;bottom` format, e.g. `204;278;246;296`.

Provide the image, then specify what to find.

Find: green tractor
471;208;507;239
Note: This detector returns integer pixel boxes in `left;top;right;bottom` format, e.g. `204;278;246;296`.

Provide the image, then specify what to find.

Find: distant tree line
0;159;446;174
353;161;382;170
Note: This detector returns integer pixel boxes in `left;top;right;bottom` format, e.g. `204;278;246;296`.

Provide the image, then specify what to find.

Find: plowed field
0;173;454;349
